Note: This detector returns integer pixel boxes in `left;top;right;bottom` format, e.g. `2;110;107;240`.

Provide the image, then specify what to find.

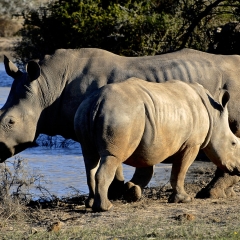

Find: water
0;63;14;87
0;63;172;198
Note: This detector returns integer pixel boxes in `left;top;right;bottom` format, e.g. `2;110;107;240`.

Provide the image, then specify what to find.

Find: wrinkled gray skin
74;78;240;212
1;48;240;200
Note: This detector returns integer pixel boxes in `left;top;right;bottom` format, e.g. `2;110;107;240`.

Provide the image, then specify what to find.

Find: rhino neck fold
200;112;213;149
189;84;214;149
35;66;77;139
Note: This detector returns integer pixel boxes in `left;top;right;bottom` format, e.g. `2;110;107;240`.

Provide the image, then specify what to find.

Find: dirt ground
1;161;240;239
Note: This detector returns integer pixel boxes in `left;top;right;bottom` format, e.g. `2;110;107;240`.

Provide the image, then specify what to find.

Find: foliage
208;2;240;55
0;156;47;223
0;0;53;37
0;156;50;204
0;0;50;18
14;0;172;62
13;0;240;63
208;22;240;54
36;134;77;148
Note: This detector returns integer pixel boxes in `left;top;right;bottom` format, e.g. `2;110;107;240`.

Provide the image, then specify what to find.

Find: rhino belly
123;139;182;168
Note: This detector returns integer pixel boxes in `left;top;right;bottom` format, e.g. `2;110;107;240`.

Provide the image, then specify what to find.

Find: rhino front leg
196;168;239;199
124;166;154;202
93;155;121;212
168;145;200;203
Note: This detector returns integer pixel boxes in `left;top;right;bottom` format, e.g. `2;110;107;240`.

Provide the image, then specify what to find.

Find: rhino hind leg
108;164;125;200
196;168;239;199
168;145;200;203
82;153;100;208
124;166;154;202
92;155;121;212
224;186;237;198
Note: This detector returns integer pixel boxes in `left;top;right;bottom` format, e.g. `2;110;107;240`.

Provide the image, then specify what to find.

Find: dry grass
0;160;240;239
1;196;240;240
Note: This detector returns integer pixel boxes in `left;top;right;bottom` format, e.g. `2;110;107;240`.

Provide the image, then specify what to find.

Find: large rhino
1;48;240;200
74;78;240;211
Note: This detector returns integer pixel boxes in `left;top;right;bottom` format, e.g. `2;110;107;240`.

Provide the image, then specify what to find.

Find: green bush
14;0;240;63
14;0;181;63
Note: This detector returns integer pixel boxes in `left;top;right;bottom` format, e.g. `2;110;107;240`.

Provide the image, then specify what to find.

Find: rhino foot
85;197;94;208
123;182;142;202
196;168;239;199
209;188;227;199
195;187;211;199
168;192;192;203
196;186;228;199
196;185;237;199
224;186;237;198
196;181;238;199
92;199;113;212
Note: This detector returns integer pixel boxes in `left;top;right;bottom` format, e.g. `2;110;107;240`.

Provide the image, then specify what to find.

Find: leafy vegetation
0;0;47;17
0;0;52;37
12;0;240;64
0;156;50;203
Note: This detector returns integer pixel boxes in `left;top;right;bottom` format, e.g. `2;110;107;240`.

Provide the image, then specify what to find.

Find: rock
7;226;14;231
47;221;64;232
30;227;38;234
175;213;195;221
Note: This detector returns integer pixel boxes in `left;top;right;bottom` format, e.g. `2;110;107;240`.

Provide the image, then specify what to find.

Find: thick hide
2;48;240;200
74;79;240;211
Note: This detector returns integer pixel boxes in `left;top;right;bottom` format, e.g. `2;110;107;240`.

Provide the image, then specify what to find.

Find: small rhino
74;78;240;212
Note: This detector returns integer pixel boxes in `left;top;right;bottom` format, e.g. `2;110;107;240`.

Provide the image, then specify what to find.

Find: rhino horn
26;60;41;82
4;55;22;79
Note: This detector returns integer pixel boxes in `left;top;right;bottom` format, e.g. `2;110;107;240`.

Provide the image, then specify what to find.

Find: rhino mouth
0;142;35;163
14;142;35;154
0;142;13;162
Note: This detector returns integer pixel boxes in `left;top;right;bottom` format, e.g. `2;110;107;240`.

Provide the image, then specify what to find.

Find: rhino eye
232;141;237;146
2;117;15;131
8;119;15;125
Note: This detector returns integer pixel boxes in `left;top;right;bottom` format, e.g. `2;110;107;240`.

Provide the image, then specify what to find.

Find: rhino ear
219;89;230;108
4;55;23;79
26;60;41;82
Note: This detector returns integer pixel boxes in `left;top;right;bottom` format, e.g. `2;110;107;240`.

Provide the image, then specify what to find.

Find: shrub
208;22;240;54
0;156;45;222
0;157;46;203
14;0;240;64
14;0;179;63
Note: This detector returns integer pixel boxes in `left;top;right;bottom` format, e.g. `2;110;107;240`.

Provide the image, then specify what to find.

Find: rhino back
38;48;240;139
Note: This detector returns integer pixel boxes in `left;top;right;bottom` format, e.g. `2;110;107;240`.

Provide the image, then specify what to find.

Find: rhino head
201;87;240;175
0;56;42;162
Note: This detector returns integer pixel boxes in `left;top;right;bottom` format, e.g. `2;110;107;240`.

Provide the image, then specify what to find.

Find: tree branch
180;0;229;48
